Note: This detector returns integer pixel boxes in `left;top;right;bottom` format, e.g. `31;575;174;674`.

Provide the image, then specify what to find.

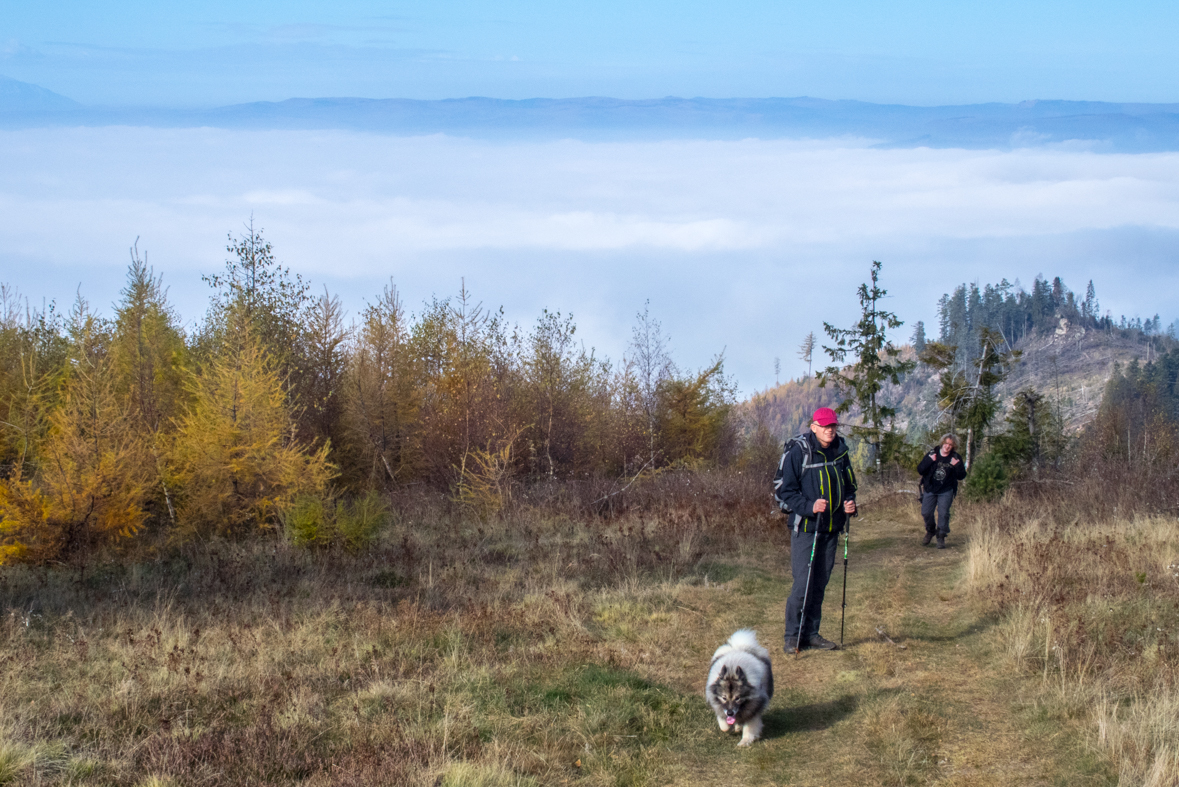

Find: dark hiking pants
921;490;955;535
784;528;840;641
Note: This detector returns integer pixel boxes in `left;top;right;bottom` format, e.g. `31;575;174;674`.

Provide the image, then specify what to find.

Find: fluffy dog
706;629;774;746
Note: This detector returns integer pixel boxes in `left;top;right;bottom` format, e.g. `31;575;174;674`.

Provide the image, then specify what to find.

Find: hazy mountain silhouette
0;75;80;112
4;79;1179;152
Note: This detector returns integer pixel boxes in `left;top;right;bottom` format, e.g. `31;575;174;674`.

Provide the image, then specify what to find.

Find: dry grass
0;469;779;786
1097;689;1179;787
962;489;1179;784
0;469;1155;785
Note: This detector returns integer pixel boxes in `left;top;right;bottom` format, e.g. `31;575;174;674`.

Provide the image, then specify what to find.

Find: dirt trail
664;506;1099;786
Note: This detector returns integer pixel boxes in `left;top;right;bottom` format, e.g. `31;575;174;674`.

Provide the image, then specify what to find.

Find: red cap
813;407;839;426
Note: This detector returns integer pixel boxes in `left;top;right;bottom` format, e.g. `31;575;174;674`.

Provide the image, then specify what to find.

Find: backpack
771;433;815;515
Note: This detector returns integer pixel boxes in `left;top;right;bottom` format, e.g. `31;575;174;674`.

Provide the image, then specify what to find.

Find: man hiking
916;433;966;549
773;407;857;652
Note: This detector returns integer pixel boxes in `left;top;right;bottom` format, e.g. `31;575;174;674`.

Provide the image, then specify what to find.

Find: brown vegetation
0;470;775;786
0;232;739;568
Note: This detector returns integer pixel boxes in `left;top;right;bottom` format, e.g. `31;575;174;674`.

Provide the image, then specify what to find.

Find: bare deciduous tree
628;301;674;464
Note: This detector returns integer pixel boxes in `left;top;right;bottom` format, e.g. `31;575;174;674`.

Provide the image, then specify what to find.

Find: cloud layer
2;127;1177;392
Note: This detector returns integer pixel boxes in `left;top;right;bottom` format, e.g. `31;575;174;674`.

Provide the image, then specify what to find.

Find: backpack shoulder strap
785;433;816;469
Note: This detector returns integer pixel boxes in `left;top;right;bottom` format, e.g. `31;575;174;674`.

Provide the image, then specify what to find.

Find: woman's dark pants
784;528;840;641
921;490;955;535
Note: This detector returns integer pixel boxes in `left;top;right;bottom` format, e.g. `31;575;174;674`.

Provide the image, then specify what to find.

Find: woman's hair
939;433;959;451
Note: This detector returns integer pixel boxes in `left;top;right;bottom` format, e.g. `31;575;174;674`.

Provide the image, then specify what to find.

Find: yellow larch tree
0;300;152;566
168;317;332;538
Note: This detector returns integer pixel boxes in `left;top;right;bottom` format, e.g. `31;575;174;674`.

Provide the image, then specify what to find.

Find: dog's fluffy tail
711;628;771;664
727;629;761;651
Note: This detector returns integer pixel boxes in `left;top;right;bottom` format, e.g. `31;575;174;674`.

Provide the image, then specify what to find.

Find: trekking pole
839;525;849;648
795;530;818;654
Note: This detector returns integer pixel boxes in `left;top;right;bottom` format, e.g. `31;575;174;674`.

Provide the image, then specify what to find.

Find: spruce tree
819;260;915;472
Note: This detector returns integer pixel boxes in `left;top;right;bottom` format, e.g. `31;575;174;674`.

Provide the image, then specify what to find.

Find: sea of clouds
2;127;1178;392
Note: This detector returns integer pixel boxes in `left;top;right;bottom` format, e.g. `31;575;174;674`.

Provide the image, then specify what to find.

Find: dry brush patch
0;472;779;786
963;494;1179;783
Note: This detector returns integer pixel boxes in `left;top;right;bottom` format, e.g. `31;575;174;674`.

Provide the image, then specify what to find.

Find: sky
2;3;1179;394
2;1;1179;106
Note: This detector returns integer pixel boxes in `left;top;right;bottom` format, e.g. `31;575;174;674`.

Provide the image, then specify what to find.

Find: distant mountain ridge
3;76;1179;151
0;75;79;112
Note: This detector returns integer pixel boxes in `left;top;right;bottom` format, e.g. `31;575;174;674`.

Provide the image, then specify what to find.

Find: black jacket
917;448;967;495
772;432;858;533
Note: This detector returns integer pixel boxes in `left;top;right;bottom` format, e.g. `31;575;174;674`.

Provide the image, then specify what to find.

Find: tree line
809;266;1176;497
917;274;1177;499
0;227;736;566
3;237;1173;566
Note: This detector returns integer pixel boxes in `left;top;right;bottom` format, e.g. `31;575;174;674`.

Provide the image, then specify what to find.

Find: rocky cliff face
998;321;1167;433
744;323;1173;443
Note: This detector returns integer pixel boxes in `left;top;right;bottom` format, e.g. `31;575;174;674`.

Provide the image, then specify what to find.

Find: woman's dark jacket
772;432;858;533
917;449;967;495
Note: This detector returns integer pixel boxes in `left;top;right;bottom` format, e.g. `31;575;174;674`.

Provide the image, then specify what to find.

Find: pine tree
526;310;599;477
197;220;315;438
109;243;187;430
819;260;915;471
910;321;926;354
920;327;1019;466
410;282;504;484
958;328;1021;466
656;357;734;464
303;287;350;452
1082;280;1097;320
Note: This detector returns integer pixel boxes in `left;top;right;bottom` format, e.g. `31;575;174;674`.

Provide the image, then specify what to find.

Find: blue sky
3;1;1179;106
3;3;1179;393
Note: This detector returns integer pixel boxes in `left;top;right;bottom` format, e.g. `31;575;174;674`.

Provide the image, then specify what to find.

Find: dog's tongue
726;715;736;725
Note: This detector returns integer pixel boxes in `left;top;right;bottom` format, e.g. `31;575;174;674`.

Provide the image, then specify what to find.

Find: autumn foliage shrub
0;227;749;562
167;326;332;539
281;491;389;550
0;307;152;566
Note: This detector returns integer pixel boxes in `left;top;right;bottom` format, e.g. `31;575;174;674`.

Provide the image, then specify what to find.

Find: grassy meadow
1;470;1176;786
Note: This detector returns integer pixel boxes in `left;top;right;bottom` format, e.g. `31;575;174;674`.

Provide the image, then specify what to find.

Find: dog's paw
737;737;756;747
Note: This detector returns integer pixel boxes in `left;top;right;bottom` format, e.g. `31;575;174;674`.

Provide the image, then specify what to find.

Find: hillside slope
744;322;1169;444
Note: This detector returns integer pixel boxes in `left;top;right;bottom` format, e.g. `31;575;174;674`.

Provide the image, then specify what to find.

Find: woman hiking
917;433;966;549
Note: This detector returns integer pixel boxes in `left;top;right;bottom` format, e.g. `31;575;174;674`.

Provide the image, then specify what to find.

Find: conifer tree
304;287;350;452
921;327;1019;466
0;292;69;475
109;243;188;433
196;221;314;437
169;314;332;538
411;283;502;484
527;310;594;476
797;332;815;377
344;281;421;487
657;357;735;464
910;321;926;354
819;260;914;471
0;299;151;567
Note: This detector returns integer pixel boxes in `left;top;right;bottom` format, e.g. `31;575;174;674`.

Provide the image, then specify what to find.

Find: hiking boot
805;634;839;651
936;534;946;549
784;637;802;652
922;531;934;546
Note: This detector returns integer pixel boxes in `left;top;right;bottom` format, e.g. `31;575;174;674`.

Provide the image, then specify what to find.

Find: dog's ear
717;665;730;678
734;666;747;682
